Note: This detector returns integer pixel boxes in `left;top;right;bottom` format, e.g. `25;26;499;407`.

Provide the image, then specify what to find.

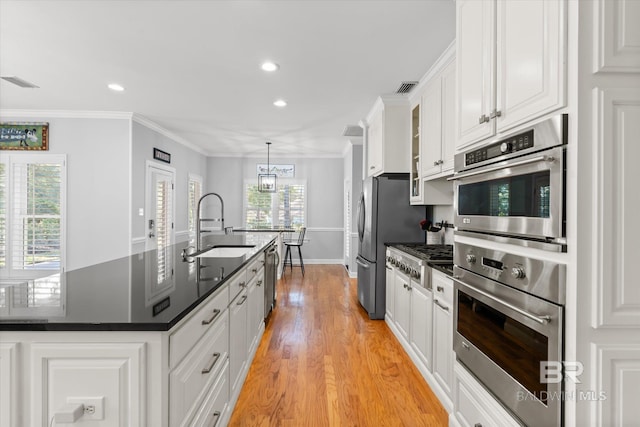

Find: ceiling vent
1;76;40;88
395;81;419;94
342;125;363;137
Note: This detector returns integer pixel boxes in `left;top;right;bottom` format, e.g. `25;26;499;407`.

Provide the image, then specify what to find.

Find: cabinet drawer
170;286;229;368
246;255;264;284
228;270;248;301
432;270;453;307
170;314;229;426
189;361;229;427
456;379;495;427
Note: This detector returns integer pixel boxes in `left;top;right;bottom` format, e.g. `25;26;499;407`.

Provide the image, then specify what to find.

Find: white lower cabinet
452;362;520;427
170;312;229;426
393;270;412;341
432;270;453;399
0;251;268;427
385;263;395;321
0;343;18;427
409;283;433;371
386;264;454;415
229;288;249;399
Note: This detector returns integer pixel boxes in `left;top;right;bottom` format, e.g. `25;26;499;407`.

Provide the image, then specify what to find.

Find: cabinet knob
490;109;502;119
433;161;439;166
474;424;483;427
478;114;490;124
370;165;375;170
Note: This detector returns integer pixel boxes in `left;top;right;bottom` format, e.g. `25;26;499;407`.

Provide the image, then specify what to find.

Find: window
0;155;66;277
188;174;203;238
244;181;305;229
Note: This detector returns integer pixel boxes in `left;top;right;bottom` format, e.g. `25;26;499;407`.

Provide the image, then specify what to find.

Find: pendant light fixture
258;141;277;193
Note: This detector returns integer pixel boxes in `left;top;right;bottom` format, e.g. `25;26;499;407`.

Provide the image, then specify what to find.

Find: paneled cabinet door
385;264;395;320
456;0;495;149
410;286;433;371
421;76;443;177
456;0;565;149
246;276;264;357
433;294;453;396
229;290;248;395
393;271;412;341
495;0;565;132
0;343;17;427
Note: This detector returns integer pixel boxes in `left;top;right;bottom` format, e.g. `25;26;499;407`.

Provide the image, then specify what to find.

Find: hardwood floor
228;265;448;426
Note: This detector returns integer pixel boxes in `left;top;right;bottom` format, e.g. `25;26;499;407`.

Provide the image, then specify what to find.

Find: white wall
343;143;363;276
131;120;208;250
1;114;131;270
207;155;344;262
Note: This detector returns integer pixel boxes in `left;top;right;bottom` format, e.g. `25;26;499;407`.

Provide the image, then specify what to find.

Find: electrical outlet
67;397;105;420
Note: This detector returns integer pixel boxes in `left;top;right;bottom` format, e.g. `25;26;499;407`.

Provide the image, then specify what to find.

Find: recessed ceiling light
261;61;280;72
108;83;125;92
273;99;287;107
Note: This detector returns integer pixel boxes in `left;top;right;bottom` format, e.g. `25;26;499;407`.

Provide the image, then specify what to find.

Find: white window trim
1;153;67;278
145;160;176;252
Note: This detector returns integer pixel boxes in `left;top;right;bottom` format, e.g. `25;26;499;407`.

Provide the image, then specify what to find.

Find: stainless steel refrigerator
356;174;426;319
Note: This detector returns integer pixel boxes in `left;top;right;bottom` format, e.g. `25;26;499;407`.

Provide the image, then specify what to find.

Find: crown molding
0;109;134;120
131;113;207;156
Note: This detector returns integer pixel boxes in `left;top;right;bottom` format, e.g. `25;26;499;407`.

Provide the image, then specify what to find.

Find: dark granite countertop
0;233;276;331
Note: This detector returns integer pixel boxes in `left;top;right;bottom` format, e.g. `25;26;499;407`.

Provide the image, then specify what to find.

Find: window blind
245;182;305;229
10;161;63;272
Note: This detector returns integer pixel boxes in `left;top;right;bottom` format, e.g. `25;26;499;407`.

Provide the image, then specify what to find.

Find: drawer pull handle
202;308;221;325
474;424;483;427
436;286;444;293
252;268;258;273
208;411;221;427
257;280;263;287
434;299;449;311
239;281;246;288
201;352;221;374
237;295;247;305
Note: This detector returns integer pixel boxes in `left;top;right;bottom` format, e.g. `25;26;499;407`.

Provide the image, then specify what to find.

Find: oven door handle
455;278;552;324
448;154;554;181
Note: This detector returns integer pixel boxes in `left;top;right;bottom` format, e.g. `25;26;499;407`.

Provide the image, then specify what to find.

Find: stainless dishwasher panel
264;244;278;321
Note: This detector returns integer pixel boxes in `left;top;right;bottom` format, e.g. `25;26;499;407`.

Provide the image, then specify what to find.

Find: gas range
386;244;454;288
393;244;453;261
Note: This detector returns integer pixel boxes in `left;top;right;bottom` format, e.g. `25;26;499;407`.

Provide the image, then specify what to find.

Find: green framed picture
0;122;49;150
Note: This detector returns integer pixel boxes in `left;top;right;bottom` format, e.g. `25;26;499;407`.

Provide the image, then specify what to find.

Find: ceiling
0;0;455;157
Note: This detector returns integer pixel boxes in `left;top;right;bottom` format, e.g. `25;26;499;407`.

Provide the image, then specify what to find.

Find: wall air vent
342;125;363;137
395;81;418;94
1;76;40;88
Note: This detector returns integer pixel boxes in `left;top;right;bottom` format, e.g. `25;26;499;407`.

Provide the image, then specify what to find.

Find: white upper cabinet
422;60;456;179
366;95;410;177
456;0;566;150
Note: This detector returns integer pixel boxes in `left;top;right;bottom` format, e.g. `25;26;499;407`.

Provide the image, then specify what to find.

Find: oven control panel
465;129;534;166
453;242;566;305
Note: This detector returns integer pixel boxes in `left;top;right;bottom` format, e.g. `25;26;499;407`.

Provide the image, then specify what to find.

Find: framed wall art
0;122;49;150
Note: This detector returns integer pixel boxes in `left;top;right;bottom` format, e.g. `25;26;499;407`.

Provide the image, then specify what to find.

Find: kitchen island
0;233;276;427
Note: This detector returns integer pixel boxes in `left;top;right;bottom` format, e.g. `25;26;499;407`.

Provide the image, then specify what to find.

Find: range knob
466;254;477;264
500;142;512;153
511;266;526;279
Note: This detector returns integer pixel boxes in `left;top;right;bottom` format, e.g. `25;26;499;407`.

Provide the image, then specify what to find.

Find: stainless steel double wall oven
451;115;568;427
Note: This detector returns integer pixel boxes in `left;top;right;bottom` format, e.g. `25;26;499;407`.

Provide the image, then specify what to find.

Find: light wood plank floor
228;265;448;427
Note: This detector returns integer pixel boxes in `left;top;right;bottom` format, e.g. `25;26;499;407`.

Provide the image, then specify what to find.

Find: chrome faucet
196;192;224;251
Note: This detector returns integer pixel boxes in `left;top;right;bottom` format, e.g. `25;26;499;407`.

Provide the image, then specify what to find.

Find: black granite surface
0;233;276;331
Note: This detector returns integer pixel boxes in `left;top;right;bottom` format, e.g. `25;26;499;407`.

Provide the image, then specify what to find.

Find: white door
145;163;175;301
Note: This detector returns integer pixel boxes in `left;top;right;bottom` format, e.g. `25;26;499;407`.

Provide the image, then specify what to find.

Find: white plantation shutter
244;181;306;229
0;162;6;269
4;156;65;275
155;176;173;284
188;174;202;236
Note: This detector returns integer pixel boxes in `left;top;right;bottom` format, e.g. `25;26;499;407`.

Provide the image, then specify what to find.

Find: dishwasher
264;243;278;321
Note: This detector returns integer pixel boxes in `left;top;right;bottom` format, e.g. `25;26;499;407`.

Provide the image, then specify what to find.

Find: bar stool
282;227;306;276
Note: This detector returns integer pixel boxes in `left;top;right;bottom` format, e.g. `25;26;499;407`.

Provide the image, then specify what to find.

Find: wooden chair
281;227;306;276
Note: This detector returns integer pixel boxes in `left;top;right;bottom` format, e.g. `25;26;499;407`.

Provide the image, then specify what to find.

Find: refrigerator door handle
356;257;370;269
357;193;365;242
